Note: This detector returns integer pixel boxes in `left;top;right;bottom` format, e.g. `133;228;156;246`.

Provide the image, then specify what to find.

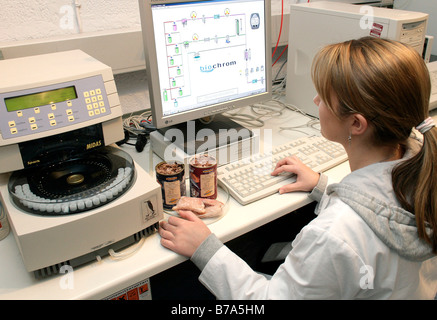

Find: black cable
116;129;130;146
135;133;148;152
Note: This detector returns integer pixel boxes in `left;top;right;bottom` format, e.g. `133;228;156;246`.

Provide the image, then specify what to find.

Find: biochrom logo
200;60;237;73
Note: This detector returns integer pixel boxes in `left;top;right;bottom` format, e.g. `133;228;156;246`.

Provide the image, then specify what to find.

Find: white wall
0;0;286;43
0;0;140;42
0;0;287;115
0;0;286;74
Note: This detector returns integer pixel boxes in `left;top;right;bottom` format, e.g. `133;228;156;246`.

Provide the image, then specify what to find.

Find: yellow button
99;101;105;107
8;121;15;127
96;88;102;94
68;116;74;122
67;101;72;107
50;120;56;126
87;104;93;110
10;128;18;134
90;90;95;96
84;91;89;98
91;96;97;102
31;124;38;130
51;104;56;110
29;117;36;124
48;113;55;120
97;95;103;101
34;107;40;114
100;107;106;113
85;98;91;104
66;109;73;115
88;110;94;117
93;103;99;109
17;111;23;117
95;109;101;115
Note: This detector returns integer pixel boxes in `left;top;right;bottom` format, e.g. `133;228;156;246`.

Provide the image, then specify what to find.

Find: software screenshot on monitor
138;0;273;164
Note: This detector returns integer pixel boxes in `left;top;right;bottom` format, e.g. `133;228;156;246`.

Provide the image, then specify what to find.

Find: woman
158;37;437;299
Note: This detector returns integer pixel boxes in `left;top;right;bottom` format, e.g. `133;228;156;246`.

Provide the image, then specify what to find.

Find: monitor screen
139;0;272;129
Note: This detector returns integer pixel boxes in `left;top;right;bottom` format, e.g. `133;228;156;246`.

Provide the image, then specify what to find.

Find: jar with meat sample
189;154;217;199
155;161;186;209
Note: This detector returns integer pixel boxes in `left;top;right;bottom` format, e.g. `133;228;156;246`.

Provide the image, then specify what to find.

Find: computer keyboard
217;135;348;205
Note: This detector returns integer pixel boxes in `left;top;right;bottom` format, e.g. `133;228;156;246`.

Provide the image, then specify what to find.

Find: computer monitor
138;0;272;131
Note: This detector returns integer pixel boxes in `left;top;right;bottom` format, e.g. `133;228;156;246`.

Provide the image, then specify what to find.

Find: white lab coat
191;139;437;299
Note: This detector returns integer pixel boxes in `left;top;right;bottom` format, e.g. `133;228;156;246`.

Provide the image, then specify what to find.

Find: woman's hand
159;209;211;257
271;155;320;194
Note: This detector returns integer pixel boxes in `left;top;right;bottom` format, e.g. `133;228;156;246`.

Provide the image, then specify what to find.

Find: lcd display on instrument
4;86;77;112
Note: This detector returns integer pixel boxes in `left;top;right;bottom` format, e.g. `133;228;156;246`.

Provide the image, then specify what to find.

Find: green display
5;86;77;112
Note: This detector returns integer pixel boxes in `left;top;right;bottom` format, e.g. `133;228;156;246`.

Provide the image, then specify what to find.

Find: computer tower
285;1;428;118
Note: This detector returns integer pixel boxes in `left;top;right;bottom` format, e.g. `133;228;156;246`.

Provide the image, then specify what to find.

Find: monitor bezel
138;0;272;129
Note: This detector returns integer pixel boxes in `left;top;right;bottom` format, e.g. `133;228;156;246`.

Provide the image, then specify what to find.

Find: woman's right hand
159;209;211;258
271;155;320;194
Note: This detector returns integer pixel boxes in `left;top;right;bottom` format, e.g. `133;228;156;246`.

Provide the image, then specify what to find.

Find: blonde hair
312;37;437;253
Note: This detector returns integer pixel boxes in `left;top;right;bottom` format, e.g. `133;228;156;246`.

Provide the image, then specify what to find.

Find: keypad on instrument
1;75;111;139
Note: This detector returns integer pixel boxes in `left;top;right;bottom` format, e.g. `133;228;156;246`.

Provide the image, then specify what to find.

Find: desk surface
2;106;436;299
0;106;353;300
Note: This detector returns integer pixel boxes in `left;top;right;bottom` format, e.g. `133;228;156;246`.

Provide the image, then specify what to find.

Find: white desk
0;107;352;300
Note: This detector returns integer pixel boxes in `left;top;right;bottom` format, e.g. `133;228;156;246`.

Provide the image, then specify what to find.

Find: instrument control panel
0;75;111;140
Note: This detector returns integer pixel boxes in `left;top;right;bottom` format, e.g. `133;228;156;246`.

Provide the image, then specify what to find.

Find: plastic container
189;154;218;199
155;161;186;209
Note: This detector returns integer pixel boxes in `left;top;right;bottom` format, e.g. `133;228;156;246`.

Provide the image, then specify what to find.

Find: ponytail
393;124;437;253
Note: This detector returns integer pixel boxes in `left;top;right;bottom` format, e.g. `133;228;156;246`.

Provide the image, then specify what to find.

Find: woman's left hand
271;155;320;194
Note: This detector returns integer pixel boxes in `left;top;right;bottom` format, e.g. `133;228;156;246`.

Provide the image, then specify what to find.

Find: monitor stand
149;114;259;167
